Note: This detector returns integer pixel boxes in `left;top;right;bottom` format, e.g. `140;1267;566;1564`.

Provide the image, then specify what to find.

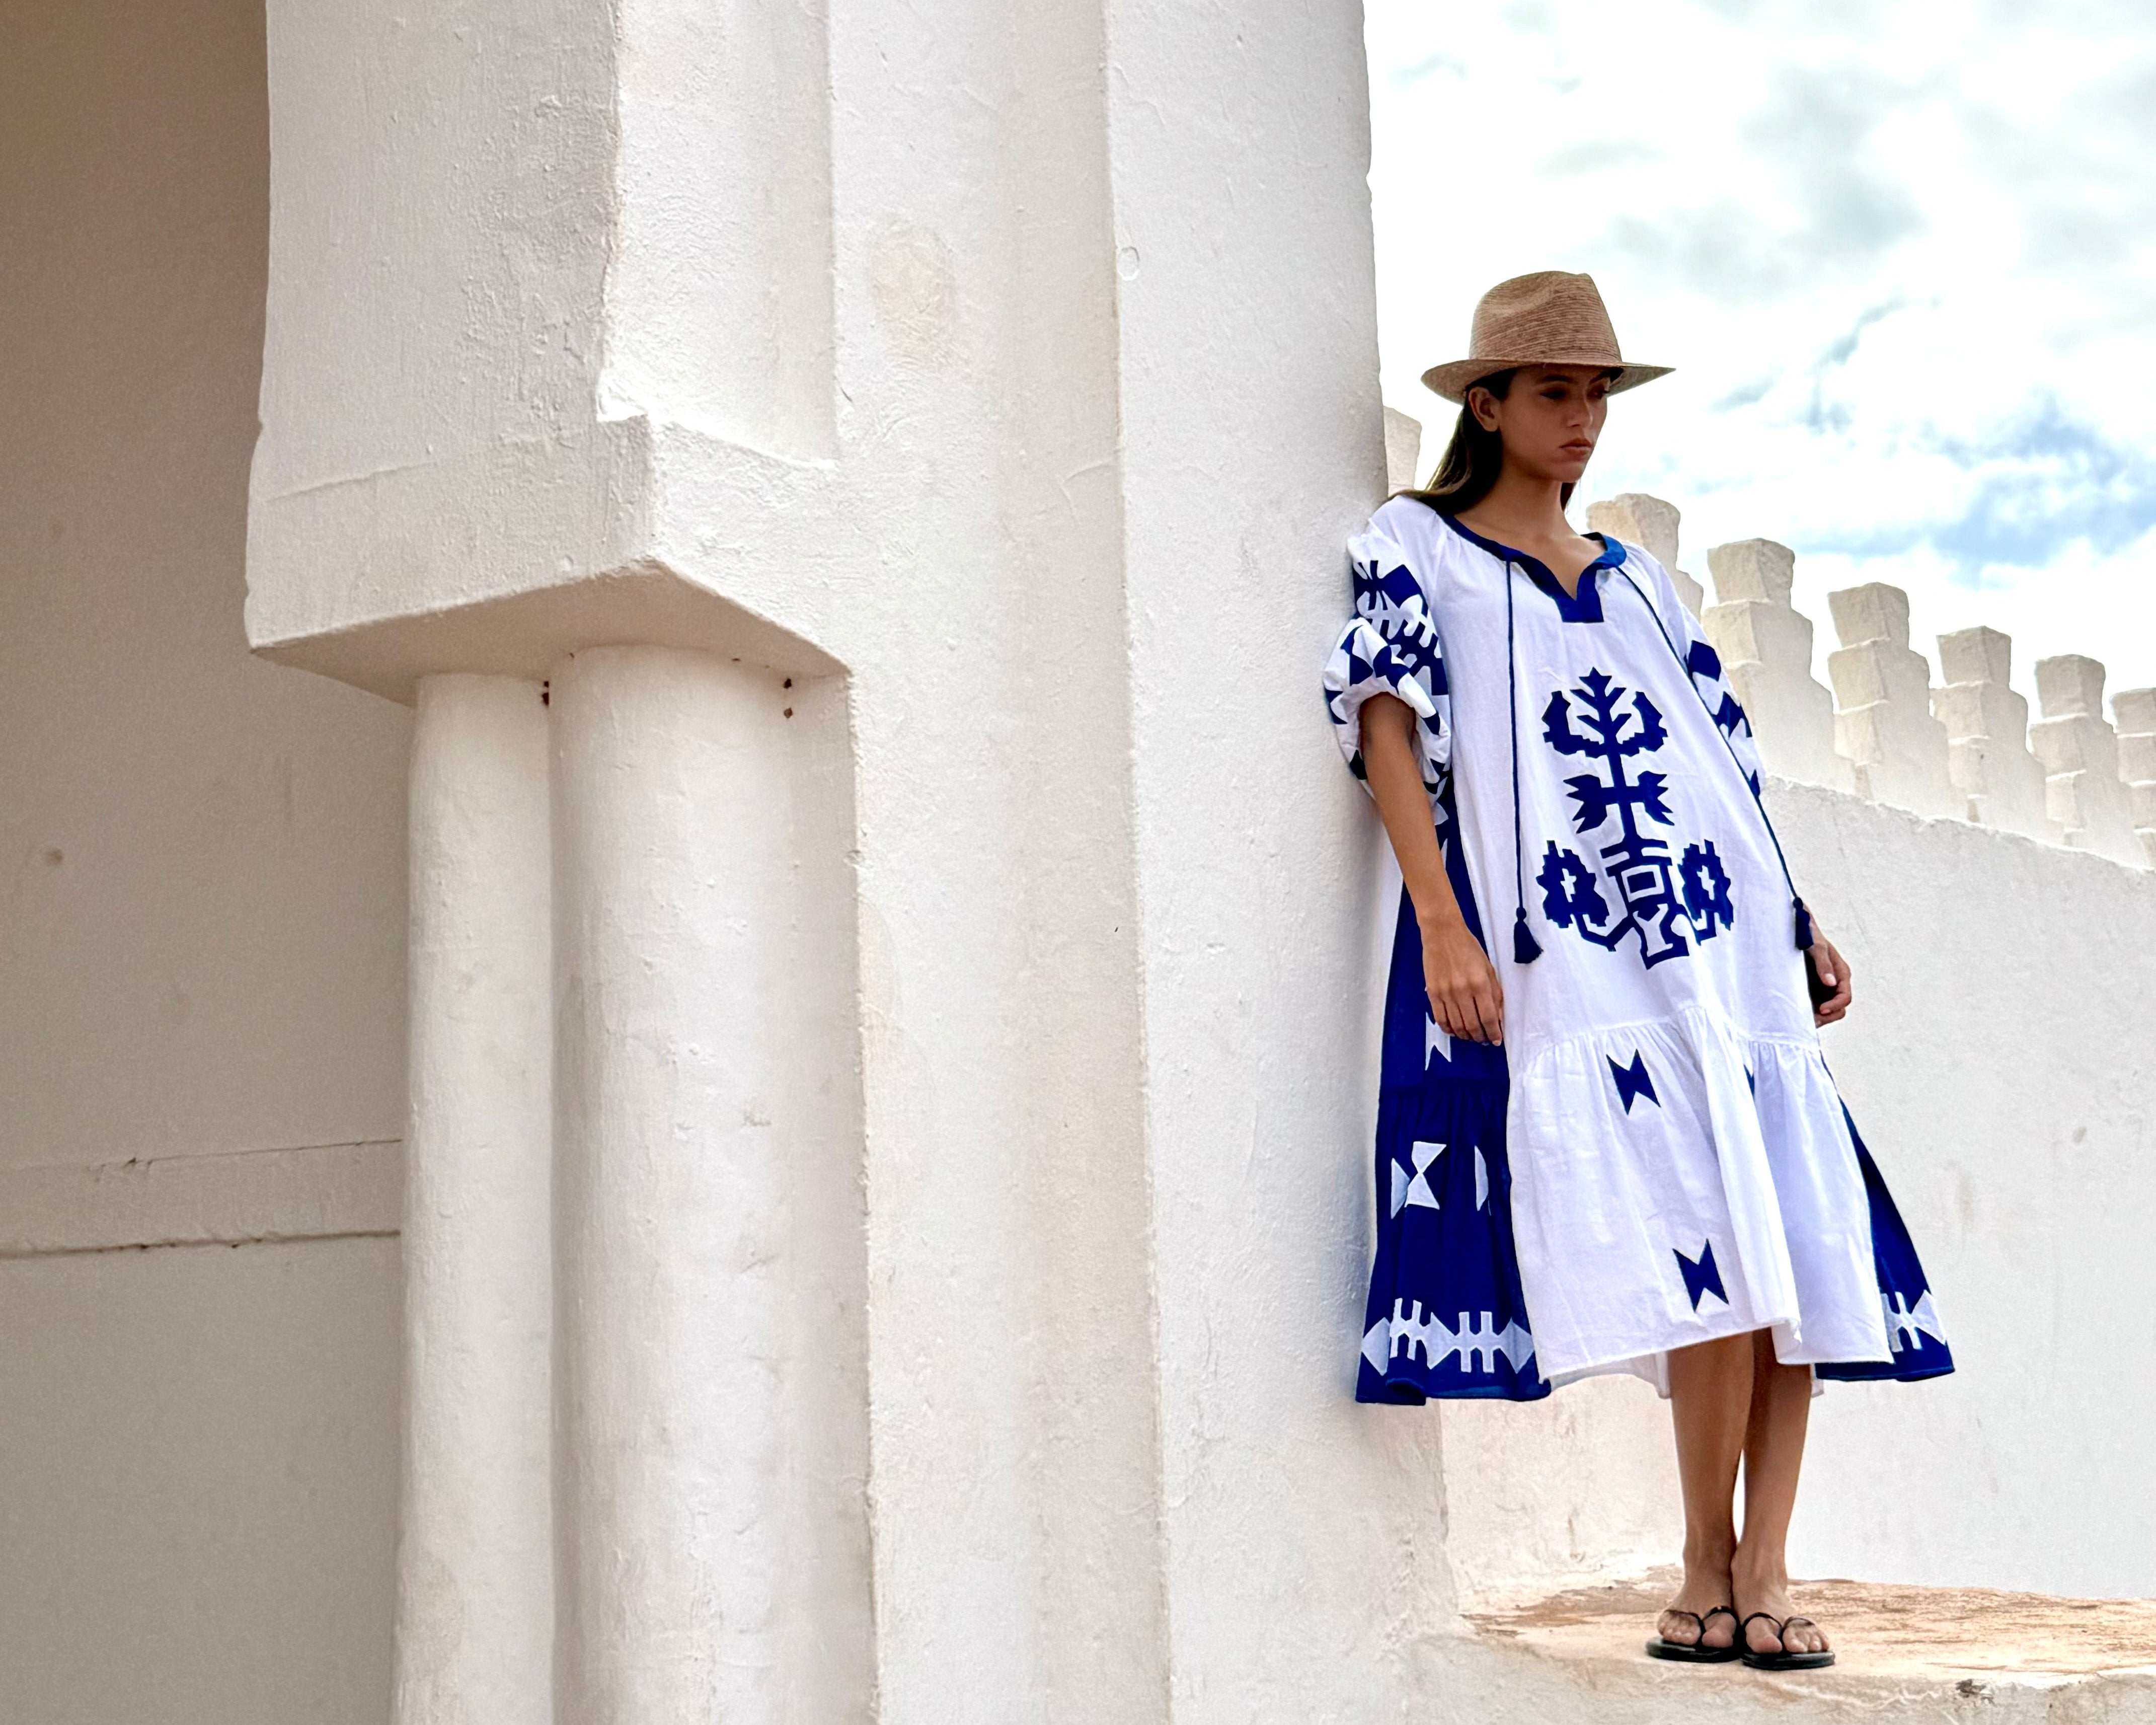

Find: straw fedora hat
1420;270;1671;403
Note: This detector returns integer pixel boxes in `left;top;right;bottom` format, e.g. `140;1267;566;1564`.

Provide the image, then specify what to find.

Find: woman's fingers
1424;940;1506;1044
1430;983;1485;1044
1428;984;1469;1045
1477;974;1505;1045
1441;971;1505;1044
1812;937;1853;1025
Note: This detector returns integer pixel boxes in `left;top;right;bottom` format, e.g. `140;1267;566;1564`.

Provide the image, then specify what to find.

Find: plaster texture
1829;583;1960;818
1588;491;1706;615
2032;656;2143;866
1;0;406;1711
1438;780;2156;1605
398;676;555;1725
0;1140;398;1256
1110;5;1458;1712
1385;403;1426;493
0;1240;399;1725
550;646;871;1724
1935;626;2051;838
239;0;1445;1712
2;0;409;1175
1700;537;1855;792
2116;687;2156;868
12;0;2156;1714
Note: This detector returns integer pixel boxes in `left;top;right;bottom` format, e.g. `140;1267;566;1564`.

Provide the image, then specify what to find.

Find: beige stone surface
1470;1567;2156;1683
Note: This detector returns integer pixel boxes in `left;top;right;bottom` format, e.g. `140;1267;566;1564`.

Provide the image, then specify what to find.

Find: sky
1364;0;2156;710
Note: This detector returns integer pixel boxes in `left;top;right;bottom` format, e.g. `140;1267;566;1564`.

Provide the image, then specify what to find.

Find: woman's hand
1358;690;1502;1041
1422;912;1506;1044
1807;925;1853;1027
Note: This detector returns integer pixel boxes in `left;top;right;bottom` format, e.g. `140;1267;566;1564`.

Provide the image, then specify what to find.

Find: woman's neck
1453;469;1576;549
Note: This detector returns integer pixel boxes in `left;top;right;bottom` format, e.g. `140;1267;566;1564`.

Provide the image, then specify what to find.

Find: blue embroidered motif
1535;669;1737;967
1609;1051;1659;1112
1674;1239;1727;1310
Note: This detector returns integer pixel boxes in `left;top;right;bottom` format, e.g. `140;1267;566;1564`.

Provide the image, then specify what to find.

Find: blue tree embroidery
1536;668;1735;968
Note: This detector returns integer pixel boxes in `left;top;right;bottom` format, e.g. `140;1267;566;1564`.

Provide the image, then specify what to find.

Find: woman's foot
1655;1563;1737;1651
1732;1564;1830;1658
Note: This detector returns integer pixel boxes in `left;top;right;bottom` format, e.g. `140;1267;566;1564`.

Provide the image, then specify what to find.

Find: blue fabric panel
1814;1107;1957;1383
1686;637;1725;680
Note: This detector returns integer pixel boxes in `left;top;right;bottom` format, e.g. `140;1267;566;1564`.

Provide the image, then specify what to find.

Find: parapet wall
1590;490;2156;872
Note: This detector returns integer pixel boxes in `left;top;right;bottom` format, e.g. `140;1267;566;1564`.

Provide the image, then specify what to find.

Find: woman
1323;272;1952;1670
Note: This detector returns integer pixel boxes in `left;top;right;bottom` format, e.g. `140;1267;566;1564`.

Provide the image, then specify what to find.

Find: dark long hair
1399;368;1575;514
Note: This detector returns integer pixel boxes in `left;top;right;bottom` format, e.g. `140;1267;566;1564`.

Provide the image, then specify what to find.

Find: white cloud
1366;0;2156;711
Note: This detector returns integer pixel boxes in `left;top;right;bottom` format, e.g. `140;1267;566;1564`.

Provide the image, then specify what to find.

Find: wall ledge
0;1139;401;1258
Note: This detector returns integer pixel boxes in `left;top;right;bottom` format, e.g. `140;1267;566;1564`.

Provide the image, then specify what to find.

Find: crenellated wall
1592;490;2153;871
1370;427;2156;875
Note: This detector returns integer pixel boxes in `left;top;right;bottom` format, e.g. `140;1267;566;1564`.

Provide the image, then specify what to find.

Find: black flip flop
1738;1612;1836;1670
1644;1604;1742;1662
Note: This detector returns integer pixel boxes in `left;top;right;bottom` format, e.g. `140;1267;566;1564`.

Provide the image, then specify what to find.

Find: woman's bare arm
1359;691;1506;1044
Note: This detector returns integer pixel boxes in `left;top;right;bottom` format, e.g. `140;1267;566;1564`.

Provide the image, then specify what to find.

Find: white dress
1324;497;1952;1397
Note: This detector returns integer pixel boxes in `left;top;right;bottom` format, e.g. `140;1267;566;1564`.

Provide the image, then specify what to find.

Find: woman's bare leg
1731;1328;1830;1656
1656;1332;1753;1649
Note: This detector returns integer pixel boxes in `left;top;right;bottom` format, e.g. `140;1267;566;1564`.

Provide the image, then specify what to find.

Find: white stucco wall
0;0;406;1713
1437;784;2156;1607
1109;4;1460;1711
0;1242;399;1723
1;0;408;1174
13;0;2153;1715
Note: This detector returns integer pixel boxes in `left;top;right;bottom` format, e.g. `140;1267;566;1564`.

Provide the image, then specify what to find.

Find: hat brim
1419;357;1673;404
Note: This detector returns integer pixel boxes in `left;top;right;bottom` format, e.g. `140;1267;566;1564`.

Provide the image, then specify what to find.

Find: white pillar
550;645;871;1725
397;674;554;1725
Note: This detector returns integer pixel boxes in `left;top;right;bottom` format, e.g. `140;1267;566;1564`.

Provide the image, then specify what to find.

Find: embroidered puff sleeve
1322;520;1450;810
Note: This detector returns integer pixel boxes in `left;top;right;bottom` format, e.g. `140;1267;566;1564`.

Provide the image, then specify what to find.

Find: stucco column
397;673;554;1725
549;644;869;1724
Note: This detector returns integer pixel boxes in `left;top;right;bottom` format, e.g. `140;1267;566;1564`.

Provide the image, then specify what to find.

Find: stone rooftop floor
1448;1566;2156;1722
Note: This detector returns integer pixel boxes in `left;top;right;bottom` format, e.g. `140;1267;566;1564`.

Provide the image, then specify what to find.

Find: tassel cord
1506;560;1544;964
1615;569;1813;948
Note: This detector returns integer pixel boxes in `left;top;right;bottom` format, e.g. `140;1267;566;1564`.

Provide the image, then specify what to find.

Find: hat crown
1469;270;1624;366
1419;271;1669;404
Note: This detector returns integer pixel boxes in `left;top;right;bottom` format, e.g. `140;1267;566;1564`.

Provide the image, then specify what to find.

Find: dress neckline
1437;511;1626;625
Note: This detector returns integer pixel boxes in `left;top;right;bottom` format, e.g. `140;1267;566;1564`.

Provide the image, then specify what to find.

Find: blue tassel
1792;896;1813;950
1513;907;1544;964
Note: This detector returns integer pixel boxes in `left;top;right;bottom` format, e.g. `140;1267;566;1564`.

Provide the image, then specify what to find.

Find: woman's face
1467;364;1615;486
